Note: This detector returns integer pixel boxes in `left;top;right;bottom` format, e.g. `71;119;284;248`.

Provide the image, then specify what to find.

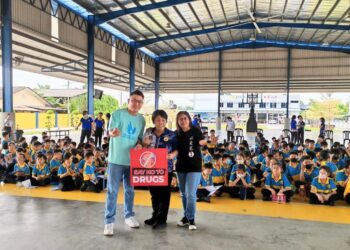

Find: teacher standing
104;90;146;236
175;111;207;231
143;110;178;229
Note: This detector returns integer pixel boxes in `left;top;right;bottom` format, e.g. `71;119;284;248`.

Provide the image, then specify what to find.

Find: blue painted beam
87;16;95;115
136;22;350;48
2;0;13;112
94;0;194;25
217;51;222;121
157;39;350;62
129;47;136;93
154;62;160;110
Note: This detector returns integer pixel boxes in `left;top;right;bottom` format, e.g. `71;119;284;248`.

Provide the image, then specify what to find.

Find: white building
192;93;301;124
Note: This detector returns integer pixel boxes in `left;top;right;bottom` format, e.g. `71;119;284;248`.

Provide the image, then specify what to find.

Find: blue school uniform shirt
335;170;349;186
81;117;93;130
262;165;271;174
50;159;61;171
41;147;53;155
32;164;50;176
226;149;239;157
212;166;226;184
95;118;105;129
303;167;320;183
229;171;251;184
199;173;213;187
58;163;76;175
265;173;291;190
78;159;86;172
290;119;297;130
322;161;338;174
13;163;30;175
203;154;213;164
83;164;97;181
257;154;266;164
311;177;337;194
285;164;301;181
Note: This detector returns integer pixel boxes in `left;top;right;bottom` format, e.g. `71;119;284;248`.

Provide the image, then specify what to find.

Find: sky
0;68;349;108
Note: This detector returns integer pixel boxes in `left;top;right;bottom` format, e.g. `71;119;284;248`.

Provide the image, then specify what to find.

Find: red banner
130;148;168;186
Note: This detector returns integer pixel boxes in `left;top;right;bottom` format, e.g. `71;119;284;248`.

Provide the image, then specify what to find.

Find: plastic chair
234;128;244;144
282;129;291;142
343;131;350;146
324;130;334;147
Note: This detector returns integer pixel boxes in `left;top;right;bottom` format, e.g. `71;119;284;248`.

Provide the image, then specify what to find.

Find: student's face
319;169;328;179
9;144;16;152
128;95;144;113
272;164;281;175
203;168;212;175
55;153;62;160
178;114;190;130
86;156;94;164
228;144;235;150
65;157;72;166
236;169;244;175
17;155;24;162
37;157;45;165
215;159;222;166
153;116;166;131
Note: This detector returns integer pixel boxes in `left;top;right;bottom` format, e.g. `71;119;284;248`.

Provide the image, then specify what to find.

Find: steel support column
87;15;95;114
217;51;223;131
155;62;160;110
286;48;291;118
2;0;13;112
129;47;136;93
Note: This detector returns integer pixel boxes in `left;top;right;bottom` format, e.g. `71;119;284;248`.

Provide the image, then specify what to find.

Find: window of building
238;103;244;108
259;103;266;108
227;102;233;108
291;100;299;103
220;102;224;108
270;103;277;108
281;103;287;108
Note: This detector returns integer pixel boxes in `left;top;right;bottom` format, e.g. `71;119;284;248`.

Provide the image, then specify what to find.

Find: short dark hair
130;89;144;99
54;149;62;154
83;110;88;115
37;153;47;161
2;131;9;137
85;151;94;159
152;110;168;123
203;163;213;169
63;152;72;161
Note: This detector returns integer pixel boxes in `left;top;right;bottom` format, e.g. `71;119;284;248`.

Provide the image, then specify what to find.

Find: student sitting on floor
30;153;50;186
318;150;338;178
309;166;338;206
211;154;226;196
261;162;294;202
285;151;301;184
5;153;30;184
228;164;255;200
29;141;42;166
202;146;212;164
80;151;102;193
50;149;63;183
196;163;213;203
58;152;80;191
336;160;350;204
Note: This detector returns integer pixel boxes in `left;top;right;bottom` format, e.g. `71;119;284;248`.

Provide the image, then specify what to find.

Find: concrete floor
0;196;349;250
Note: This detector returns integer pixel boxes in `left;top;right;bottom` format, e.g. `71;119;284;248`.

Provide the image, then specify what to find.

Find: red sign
130;148;168;186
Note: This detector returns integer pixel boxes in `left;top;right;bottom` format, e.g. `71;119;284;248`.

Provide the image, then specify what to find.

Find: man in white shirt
226;117;235;142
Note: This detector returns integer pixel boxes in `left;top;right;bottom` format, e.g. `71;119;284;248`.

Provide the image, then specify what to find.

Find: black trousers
291;131;298;144
81;179;103;193
336;186;350;204
297;129;304;145
261;188;294;202
60;176;82;191
227;131;234;142
94;128;104;148
149;175;172;223
30;177;50;186
309;193;338;205
4;174;29;184
80;129;91;145
197;189;210;200
229;186;255;199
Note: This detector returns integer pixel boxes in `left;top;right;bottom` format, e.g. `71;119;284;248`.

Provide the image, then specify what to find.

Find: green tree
307;98;346;125
45;110;55;130
69;94;119;114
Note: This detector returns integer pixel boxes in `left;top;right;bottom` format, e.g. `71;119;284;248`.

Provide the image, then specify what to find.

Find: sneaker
104;223;114;236
189;220;197;231
125;217;140;228
177;217;189;227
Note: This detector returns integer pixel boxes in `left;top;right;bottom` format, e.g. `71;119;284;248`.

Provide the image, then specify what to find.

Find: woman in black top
175;111;207;231
319;117;325;137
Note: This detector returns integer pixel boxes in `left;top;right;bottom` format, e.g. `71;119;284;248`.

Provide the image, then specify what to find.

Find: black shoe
152;221;166;229
203;197;211;203
177;217;189;227
144;217;156;226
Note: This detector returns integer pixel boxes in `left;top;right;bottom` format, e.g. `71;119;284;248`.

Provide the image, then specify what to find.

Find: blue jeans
104;163;135;224
177;172;201;221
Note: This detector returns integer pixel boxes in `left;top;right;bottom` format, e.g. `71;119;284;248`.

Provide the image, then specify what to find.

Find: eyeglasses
130;99;144;104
